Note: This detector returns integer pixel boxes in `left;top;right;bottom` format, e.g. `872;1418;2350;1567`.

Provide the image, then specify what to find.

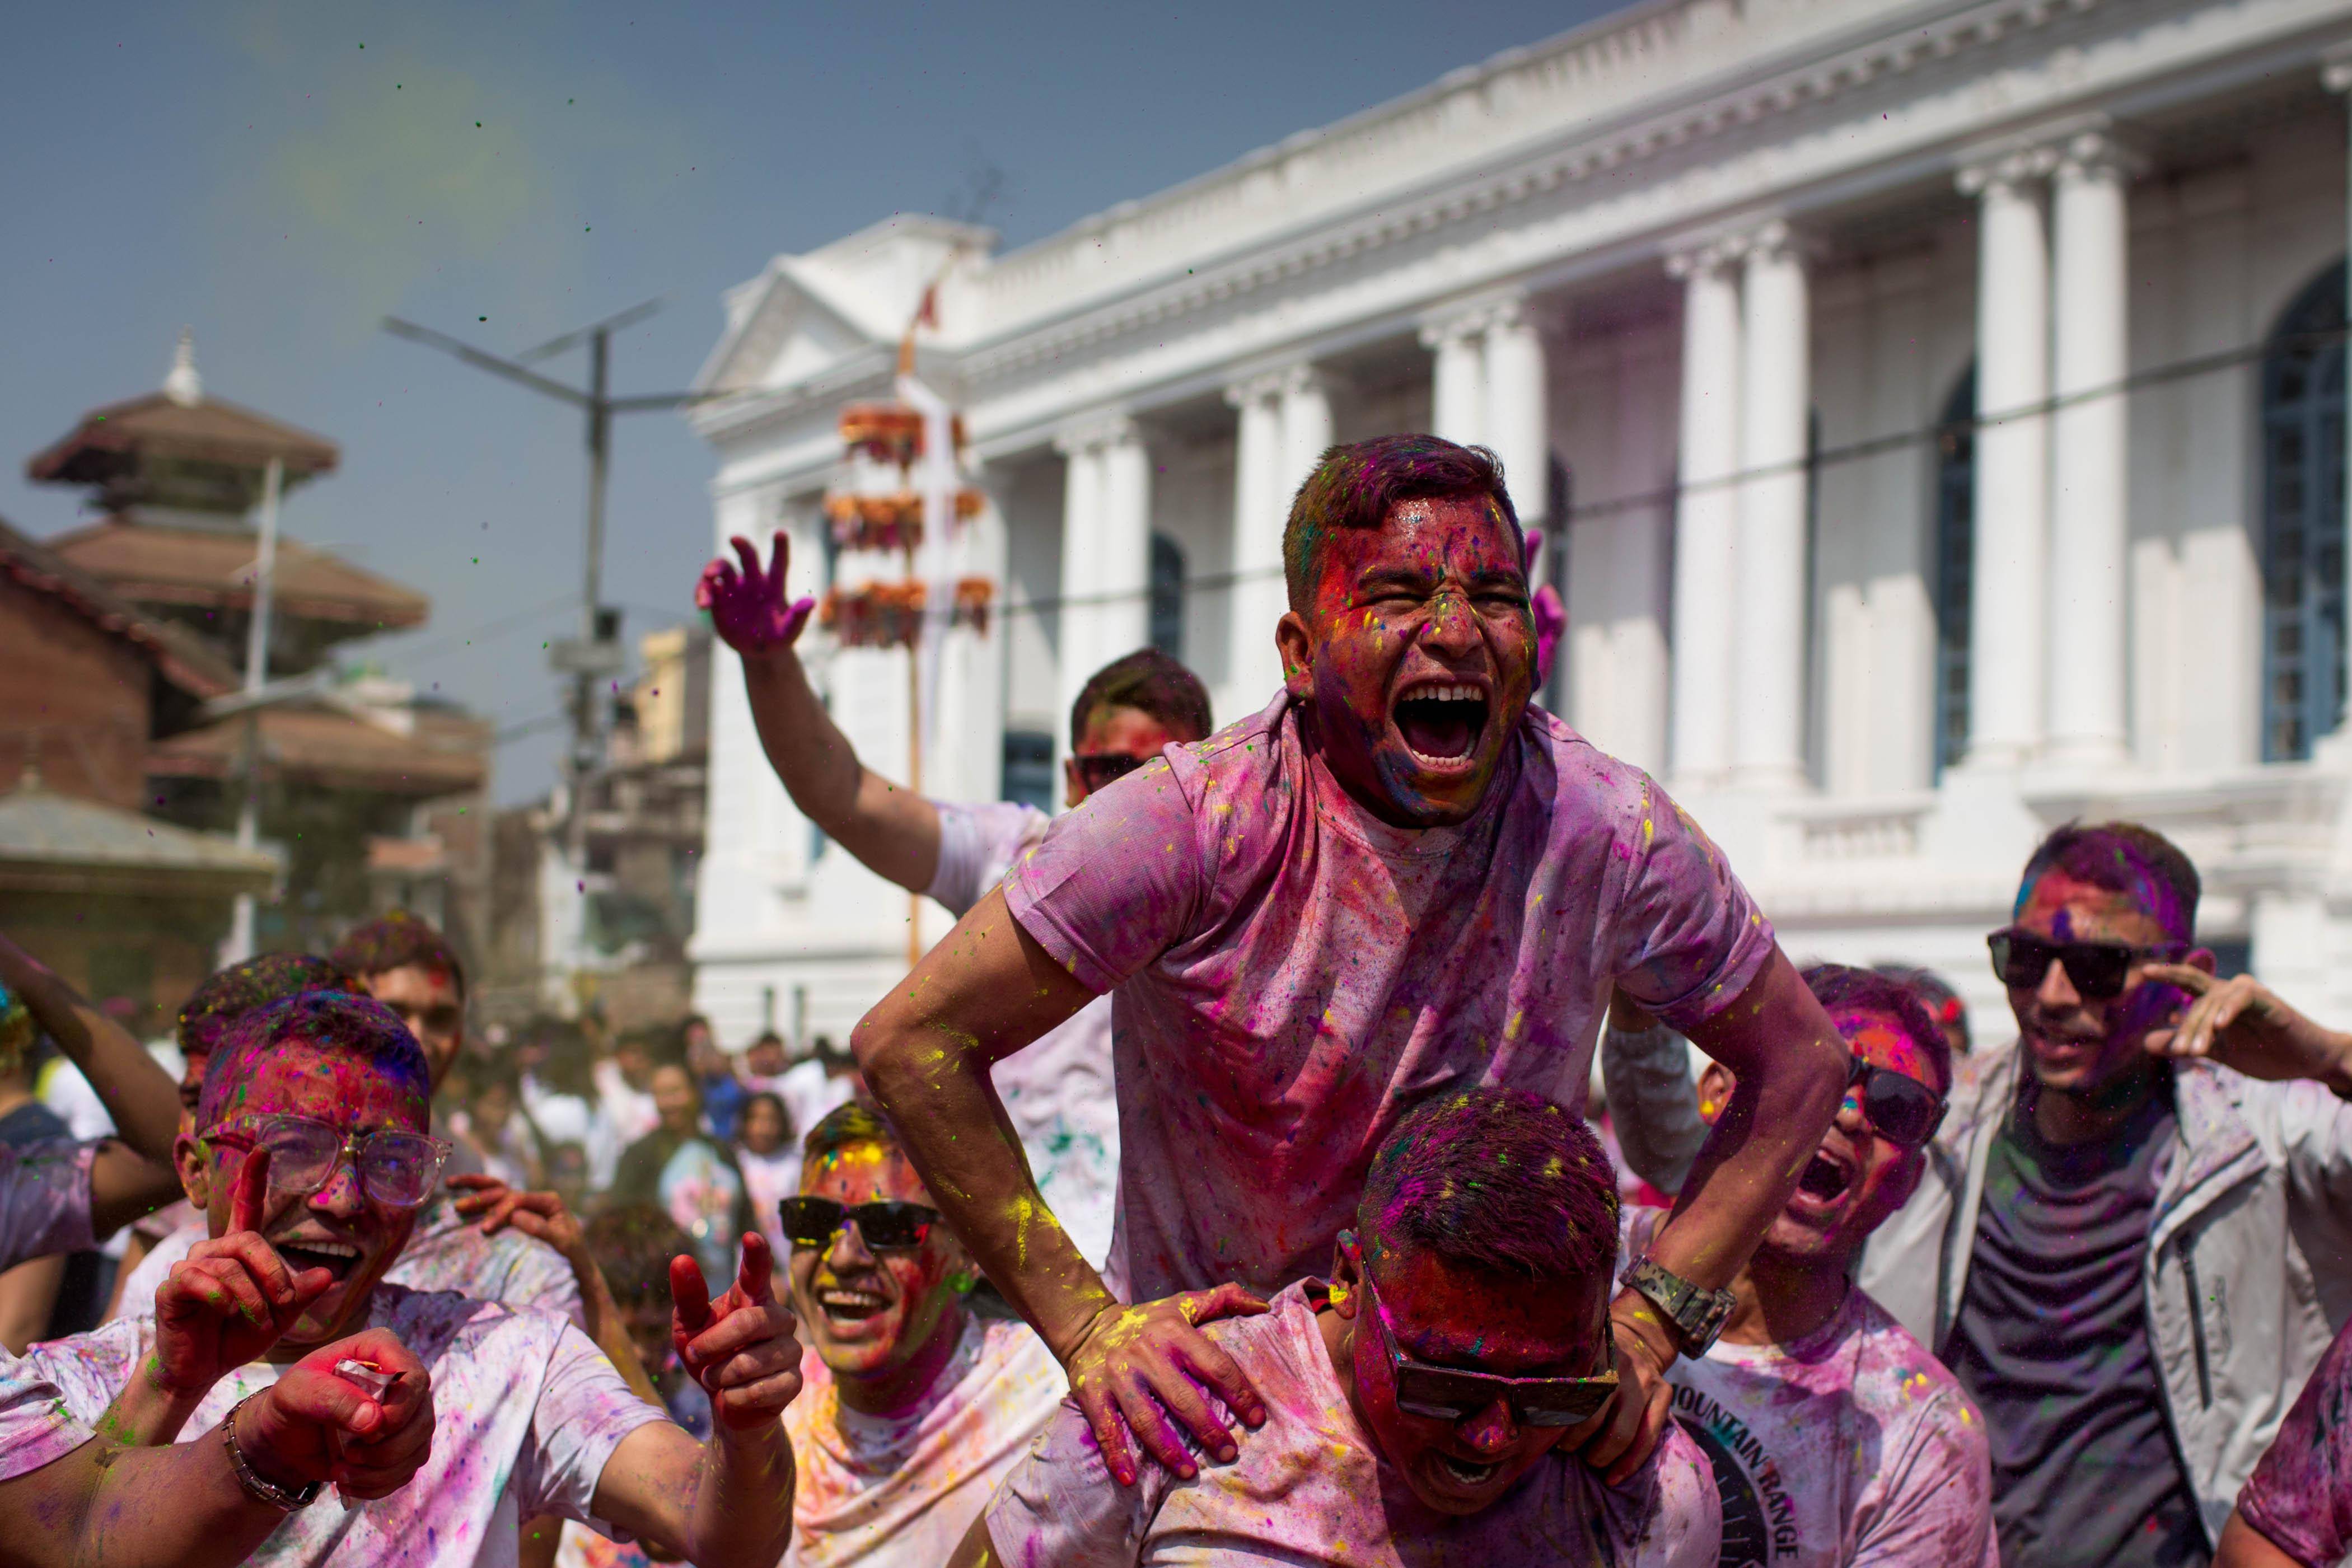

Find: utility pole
384;303;713;999
221;455;284;966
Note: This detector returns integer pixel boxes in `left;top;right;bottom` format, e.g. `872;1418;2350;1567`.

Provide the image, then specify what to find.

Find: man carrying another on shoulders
0;988;805;1568
845;434;1853;1486
957;1087;1720;1567
698;525;1216;1274
775;1101;1067;1566
1619;965;1994;1567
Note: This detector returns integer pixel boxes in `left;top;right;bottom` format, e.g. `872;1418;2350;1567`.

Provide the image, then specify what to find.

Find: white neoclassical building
688;0;2352;1047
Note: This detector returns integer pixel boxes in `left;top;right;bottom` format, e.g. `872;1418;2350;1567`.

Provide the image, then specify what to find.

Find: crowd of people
5;432;2352;1565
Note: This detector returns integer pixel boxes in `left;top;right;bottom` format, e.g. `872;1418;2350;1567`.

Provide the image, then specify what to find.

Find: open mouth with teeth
276;1237;365;1285
816;1284;894;1324
1392;681;1489;766
1431;1451;1500;1489
1794;1152;1855;1205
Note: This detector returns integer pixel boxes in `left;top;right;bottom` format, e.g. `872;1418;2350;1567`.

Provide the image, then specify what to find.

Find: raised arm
1589;951;1848;1482
698;531;943;892
1598;990;1706;1199
0;932;181;1164
855;885;1266;1486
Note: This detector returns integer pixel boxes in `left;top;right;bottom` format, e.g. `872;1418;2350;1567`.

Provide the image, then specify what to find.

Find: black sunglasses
1988;928;2189;1001
778;1197;941;1252
1361;1272;1616;1428
1071;752;1148;792
1845;1055;1947;1150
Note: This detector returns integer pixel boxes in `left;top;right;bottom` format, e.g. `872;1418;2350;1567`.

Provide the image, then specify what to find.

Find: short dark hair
177;953;356;1062
1070;648;1213;748
1283;435;1523;614
585;1204;696;1310
2017;821;2200;943
1803;963;1953;1094
198;991;429;1131
804;1101;896;1167
1872;964;1970;1054
1359;1087;1617;1284
330;911;467;999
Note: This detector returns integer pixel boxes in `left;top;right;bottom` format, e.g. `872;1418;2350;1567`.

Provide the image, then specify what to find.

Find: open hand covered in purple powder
696;532;816;655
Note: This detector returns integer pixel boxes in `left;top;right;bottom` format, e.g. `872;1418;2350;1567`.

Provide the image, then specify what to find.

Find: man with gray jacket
1608;820;2352;1567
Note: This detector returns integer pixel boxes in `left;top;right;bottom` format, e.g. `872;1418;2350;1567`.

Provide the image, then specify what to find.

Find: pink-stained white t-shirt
2236;1314;2352;1566
983;1280;1721;1567
0;1138;94;1273
782;1309;1066;1567
1006;692;1776;1301
929;799;1121;1272
0;1283;667;1568
114;1196;586;1330
1622;1210;1996;1568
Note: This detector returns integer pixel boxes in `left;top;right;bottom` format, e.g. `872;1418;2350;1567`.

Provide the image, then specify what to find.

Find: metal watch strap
1620;1254;1738;1357
221;1393;321;1512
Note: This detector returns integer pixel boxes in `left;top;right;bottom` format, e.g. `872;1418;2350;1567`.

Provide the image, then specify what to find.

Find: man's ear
174;1134;211;1210
1330;1229;1364;1319
2185;947;2219;977
1276;612;1313;700
1064;757;1086;809
1695;1063;1737;1127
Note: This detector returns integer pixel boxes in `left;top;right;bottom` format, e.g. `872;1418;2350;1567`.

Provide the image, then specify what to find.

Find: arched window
2261;260;2348;762
1149;532;1186;659
1933;367;1977;779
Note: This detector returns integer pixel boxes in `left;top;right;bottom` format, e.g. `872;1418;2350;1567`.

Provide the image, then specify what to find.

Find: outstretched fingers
735;1230;774;1304
1072;1377;1141;1488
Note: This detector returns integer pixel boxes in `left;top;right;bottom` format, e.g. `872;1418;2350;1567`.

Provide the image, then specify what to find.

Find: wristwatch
221;1393;322;1511
1620;1255;1738;1358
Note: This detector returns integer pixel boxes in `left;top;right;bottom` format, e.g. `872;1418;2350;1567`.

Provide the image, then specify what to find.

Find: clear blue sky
1;0;1620;804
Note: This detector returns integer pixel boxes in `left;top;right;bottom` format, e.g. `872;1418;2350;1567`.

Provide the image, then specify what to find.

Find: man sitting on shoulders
1620;965;1993;1566
779;1101;1067;1566
957;1087;1720;1567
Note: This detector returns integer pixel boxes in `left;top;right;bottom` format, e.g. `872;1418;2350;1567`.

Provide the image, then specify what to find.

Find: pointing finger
735;1231;774;1305
730;535;763;586
230;1145;271;1236
2141;963;2215;995
763;531;791;596
670;1253;713;1342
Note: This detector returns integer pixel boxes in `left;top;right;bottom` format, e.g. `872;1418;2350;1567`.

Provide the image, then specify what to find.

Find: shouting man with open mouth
851;433;1852;1492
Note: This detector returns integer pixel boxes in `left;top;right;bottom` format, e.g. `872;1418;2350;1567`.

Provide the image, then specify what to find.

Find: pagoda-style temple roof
44;518;427;634
25;390;339;493
147;701;489;799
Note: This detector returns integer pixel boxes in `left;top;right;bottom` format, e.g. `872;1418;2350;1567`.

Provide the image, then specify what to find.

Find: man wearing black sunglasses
700;532;1217;1279
773;1101;1072;1567
960;1087;1719;1567
1842;820;2352;1568
1616;966;1993;1568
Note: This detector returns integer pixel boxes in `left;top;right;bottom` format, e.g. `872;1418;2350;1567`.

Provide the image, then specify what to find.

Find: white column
1277;366;1335;503
2047;132;2136;769
1097;418;1154;668
1422;316;1487;446
1224;375;1288;711
1732;221;1812;793
1959;150;2056;768
1668;241;1742;792
1053;428;1106;764
2326;51;2352;743
1483;301;1551;539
